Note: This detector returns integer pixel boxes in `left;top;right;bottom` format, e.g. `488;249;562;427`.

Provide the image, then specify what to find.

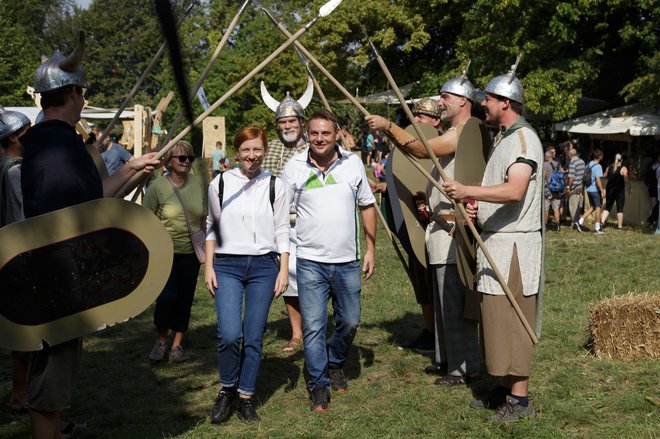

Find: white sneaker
572;222;582;232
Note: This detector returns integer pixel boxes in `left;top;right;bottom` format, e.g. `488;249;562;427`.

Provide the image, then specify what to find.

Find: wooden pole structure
114;0;345;198
98;1;196;144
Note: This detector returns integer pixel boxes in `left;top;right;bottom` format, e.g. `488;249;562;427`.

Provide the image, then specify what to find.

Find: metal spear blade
319;0;342;17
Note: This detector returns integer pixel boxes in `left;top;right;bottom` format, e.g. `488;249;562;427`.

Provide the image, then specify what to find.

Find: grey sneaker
169;346;190;363
470;388;507;410
148;341;168;364
488;396;536;422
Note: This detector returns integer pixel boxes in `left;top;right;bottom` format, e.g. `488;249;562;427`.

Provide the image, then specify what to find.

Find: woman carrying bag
205;126;290;423
143;140;207;364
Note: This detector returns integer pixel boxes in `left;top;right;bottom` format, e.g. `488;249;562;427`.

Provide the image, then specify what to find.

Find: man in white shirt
281;109;376;412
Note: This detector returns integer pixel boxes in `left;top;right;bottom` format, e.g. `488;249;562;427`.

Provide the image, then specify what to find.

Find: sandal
282;338;302;353
434;375;475;387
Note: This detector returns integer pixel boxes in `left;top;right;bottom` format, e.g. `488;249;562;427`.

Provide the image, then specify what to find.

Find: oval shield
0;198;174;351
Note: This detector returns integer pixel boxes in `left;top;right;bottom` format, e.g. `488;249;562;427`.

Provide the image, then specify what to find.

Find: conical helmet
484;55;524;104
0;106;31;141
411;98;441;118
34;31;88;94
260;77;314;120
440;60;476;102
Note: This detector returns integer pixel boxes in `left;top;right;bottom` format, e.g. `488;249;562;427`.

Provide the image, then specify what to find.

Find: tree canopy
0;0;656;141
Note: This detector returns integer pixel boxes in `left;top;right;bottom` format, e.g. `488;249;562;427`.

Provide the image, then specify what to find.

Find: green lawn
1;227;659;438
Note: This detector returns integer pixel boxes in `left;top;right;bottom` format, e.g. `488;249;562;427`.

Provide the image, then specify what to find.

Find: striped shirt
568;155;586;192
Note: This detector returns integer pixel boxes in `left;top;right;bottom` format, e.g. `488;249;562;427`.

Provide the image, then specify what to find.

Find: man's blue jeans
297;258;361;390
213;253;278;396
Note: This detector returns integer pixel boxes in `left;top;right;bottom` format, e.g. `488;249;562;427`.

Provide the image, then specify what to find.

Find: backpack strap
217;171;224;207
219;171;275;211
269;174;276;211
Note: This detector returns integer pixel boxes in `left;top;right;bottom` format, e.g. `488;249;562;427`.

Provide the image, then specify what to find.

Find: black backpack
582;163;594;189
217;171;276;210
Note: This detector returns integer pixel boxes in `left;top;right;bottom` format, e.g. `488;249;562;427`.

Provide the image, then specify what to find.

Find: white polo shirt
281;146;375;263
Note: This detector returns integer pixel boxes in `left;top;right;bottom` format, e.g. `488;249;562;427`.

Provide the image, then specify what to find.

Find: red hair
233;126;267;151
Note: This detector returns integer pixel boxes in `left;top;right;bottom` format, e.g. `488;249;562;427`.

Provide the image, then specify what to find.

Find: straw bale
587;293;660;361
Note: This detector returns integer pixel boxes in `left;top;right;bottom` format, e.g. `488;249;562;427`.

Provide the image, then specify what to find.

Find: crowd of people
2;30;659;439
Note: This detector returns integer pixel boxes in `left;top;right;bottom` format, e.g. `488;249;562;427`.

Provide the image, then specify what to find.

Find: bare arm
103;152;160;197
359;204;376;280
365;115;456;159
442;162;534;203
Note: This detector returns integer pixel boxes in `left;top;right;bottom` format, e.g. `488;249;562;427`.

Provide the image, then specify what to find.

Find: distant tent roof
6;106;135;125
555;104;660;136
336;82;417;105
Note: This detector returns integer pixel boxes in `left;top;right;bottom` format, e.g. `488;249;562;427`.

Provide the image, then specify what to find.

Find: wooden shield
453;117;489;320
0;198;173;351
388;124;438;268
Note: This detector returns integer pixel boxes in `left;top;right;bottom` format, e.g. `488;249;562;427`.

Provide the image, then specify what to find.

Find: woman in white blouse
204;126;290;423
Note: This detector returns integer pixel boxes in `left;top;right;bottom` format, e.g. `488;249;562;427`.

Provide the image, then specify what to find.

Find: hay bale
587;293;660;361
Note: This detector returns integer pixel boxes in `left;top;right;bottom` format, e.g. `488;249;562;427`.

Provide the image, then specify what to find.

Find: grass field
1;226;659;438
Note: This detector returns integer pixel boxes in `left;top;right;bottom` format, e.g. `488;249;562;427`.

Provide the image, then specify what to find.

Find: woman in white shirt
205;126;290;423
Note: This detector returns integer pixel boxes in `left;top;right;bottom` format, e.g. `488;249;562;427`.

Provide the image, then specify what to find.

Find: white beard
282;131;300;144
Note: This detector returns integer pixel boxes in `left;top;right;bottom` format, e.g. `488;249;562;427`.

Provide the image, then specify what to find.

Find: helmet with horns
260;77;314;120
34;31;88;94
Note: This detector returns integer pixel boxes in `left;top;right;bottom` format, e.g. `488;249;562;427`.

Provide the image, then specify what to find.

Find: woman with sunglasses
205;126;290;423
143;140;207;364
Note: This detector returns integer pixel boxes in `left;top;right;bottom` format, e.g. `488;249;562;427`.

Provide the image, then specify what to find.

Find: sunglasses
174;155;196;163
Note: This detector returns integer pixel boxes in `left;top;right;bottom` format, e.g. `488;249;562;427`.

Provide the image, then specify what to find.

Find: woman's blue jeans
213;253;278;396
296;258;361;391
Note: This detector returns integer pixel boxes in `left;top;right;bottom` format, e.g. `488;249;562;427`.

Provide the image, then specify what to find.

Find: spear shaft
98;1;196;144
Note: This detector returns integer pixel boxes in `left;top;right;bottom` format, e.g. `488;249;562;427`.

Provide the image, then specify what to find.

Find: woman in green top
143;140;206;364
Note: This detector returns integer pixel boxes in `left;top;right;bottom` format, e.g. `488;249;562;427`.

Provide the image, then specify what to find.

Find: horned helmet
484;55;524;104
260;77;314;120
440;60;476;102
34;31;88;94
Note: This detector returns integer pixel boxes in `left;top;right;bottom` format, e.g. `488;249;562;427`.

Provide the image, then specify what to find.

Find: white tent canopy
6;106;135;125
555;104;660;136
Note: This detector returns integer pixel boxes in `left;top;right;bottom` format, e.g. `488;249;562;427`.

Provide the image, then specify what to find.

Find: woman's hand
273;270;289;299
205;268;217;298
274;253;290;299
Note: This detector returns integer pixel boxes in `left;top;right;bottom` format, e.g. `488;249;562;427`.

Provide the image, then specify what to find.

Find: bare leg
30;408;61;439
616;212;624;228
172;331;185;349
509;377;529;397
284;296;303;347
9;357;28;410
601;209;610;224
157;327;168;344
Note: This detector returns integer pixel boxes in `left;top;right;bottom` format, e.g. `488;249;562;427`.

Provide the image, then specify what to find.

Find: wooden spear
97;1;196;144
157;0;251;149
113;0;345;198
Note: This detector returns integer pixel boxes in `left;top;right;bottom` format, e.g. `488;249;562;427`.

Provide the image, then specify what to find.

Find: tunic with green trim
281;146;375;264
476;118;544;297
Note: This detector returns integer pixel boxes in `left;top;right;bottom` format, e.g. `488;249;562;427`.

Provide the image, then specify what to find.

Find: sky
75;0;92;9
